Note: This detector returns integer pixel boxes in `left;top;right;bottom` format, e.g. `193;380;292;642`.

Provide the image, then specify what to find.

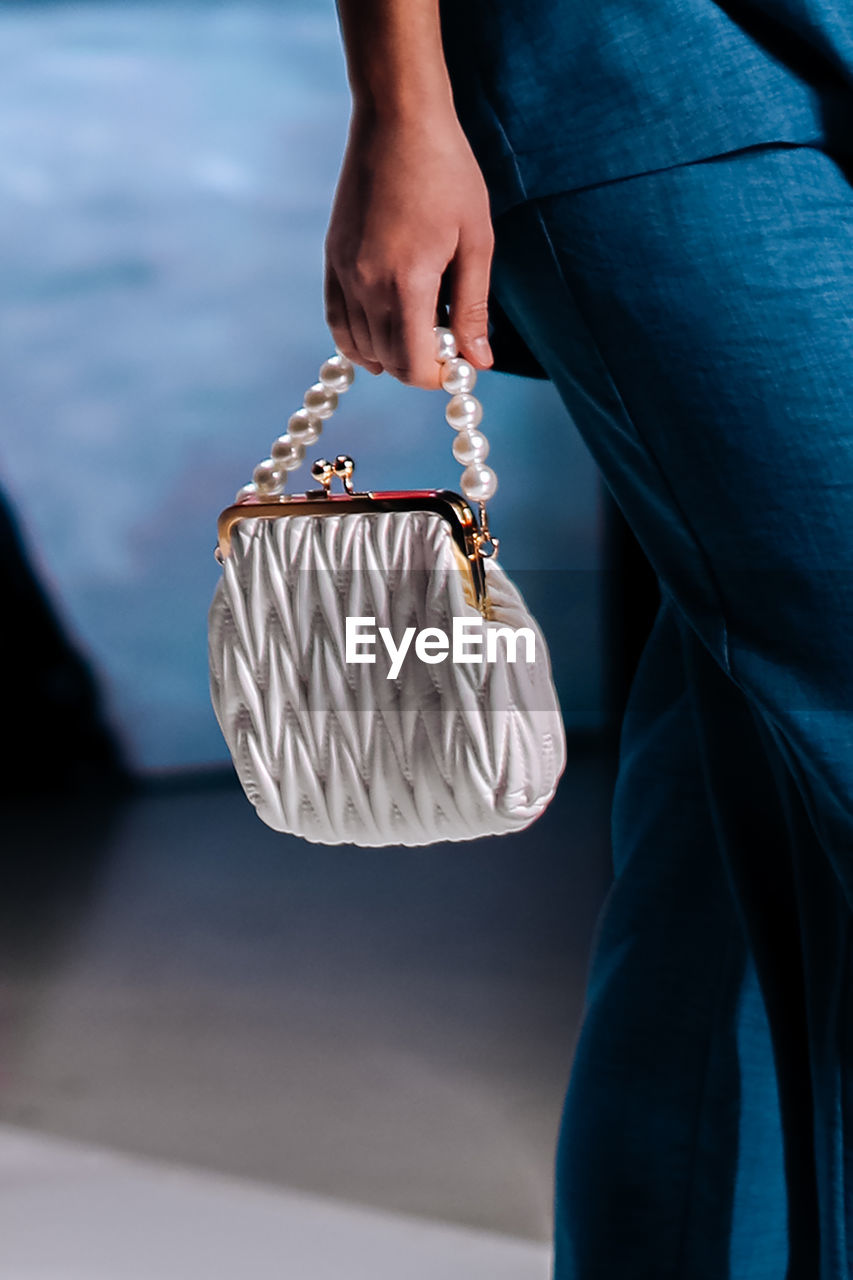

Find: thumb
448;229;494;369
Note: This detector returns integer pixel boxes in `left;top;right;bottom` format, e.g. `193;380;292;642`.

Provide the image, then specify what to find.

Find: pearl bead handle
234;326;498;555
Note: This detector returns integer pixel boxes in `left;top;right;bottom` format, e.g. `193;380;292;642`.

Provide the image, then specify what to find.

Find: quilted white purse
209;327;566;846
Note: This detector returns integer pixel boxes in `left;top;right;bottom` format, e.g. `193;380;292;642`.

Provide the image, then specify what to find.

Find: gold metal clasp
214;478;493;614
308;458;334;495
472;501;499;559
333;454;356;494
307;454;356;497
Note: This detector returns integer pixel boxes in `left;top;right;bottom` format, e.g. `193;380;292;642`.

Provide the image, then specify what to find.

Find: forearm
327;0;493;385
334;0;456;123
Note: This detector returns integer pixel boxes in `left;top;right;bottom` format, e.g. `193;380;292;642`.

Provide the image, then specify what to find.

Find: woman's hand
324;109;495;390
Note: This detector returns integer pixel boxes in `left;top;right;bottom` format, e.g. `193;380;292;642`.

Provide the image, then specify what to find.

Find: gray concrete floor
0;1126;553;1279
0;746;615;1243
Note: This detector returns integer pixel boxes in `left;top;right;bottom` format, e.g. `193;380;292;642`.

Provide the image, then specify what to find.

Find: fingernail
472;336;493;365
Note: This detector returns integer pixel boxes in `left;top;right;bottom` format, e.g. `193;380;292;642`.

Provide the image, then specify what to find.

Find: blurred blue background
0;7;625;1262
0;0;604;774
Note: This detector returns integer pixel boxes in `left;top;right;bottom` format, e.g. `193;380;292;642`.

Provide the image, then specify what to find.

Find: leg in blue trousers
487;142;853;1277
555;594;791;1279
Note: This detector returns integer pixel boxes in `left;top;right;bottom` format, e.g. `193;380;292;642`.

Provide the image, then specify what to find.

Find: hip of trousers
488;140;853;894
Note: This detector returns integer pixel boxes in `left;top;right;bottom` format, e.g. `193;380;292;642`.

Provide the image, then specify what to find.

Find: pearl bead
460;463;498;502
235;483;258;504
434;326;457;362
319;354;355;393
445;392;483;431
303;382;338;418
253;459;285;496
288;408;322;444
270;433;306;471
441;356;477;395
452;429;490;466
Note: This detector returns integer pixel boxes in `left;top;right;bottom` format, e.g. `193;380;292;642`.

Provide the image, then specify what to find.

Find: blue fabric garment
486;142;853;1277
439;0;853;217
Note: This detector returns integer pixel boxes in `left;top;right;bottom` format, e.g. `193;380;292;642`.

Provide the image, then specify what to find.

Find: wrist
350;82;458;132
349;93;466;159
336;0;459;136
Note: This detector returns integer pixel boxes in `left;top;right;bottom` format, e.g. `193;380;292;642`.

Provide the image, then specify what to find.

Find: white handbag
208;327;566;846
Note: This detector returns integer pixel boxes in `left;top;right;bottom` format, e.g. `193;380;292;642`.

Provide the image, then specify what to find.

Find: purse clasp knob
309;455;356;497
309;458;335;493
333;454;356;494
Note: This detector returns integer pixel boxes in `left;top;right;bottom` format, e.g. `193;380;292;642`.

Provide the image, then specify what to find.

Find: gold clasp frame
214;453;497;615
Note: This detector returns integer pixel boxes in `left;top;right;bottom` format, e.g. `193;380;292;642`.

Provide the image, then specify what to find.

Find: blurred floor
0;743;615;1263
0;1126;551;1280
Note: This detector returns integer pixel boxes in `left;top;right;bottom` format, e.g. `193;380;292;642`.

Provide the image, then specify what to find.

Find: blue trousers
488;143;853;1278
